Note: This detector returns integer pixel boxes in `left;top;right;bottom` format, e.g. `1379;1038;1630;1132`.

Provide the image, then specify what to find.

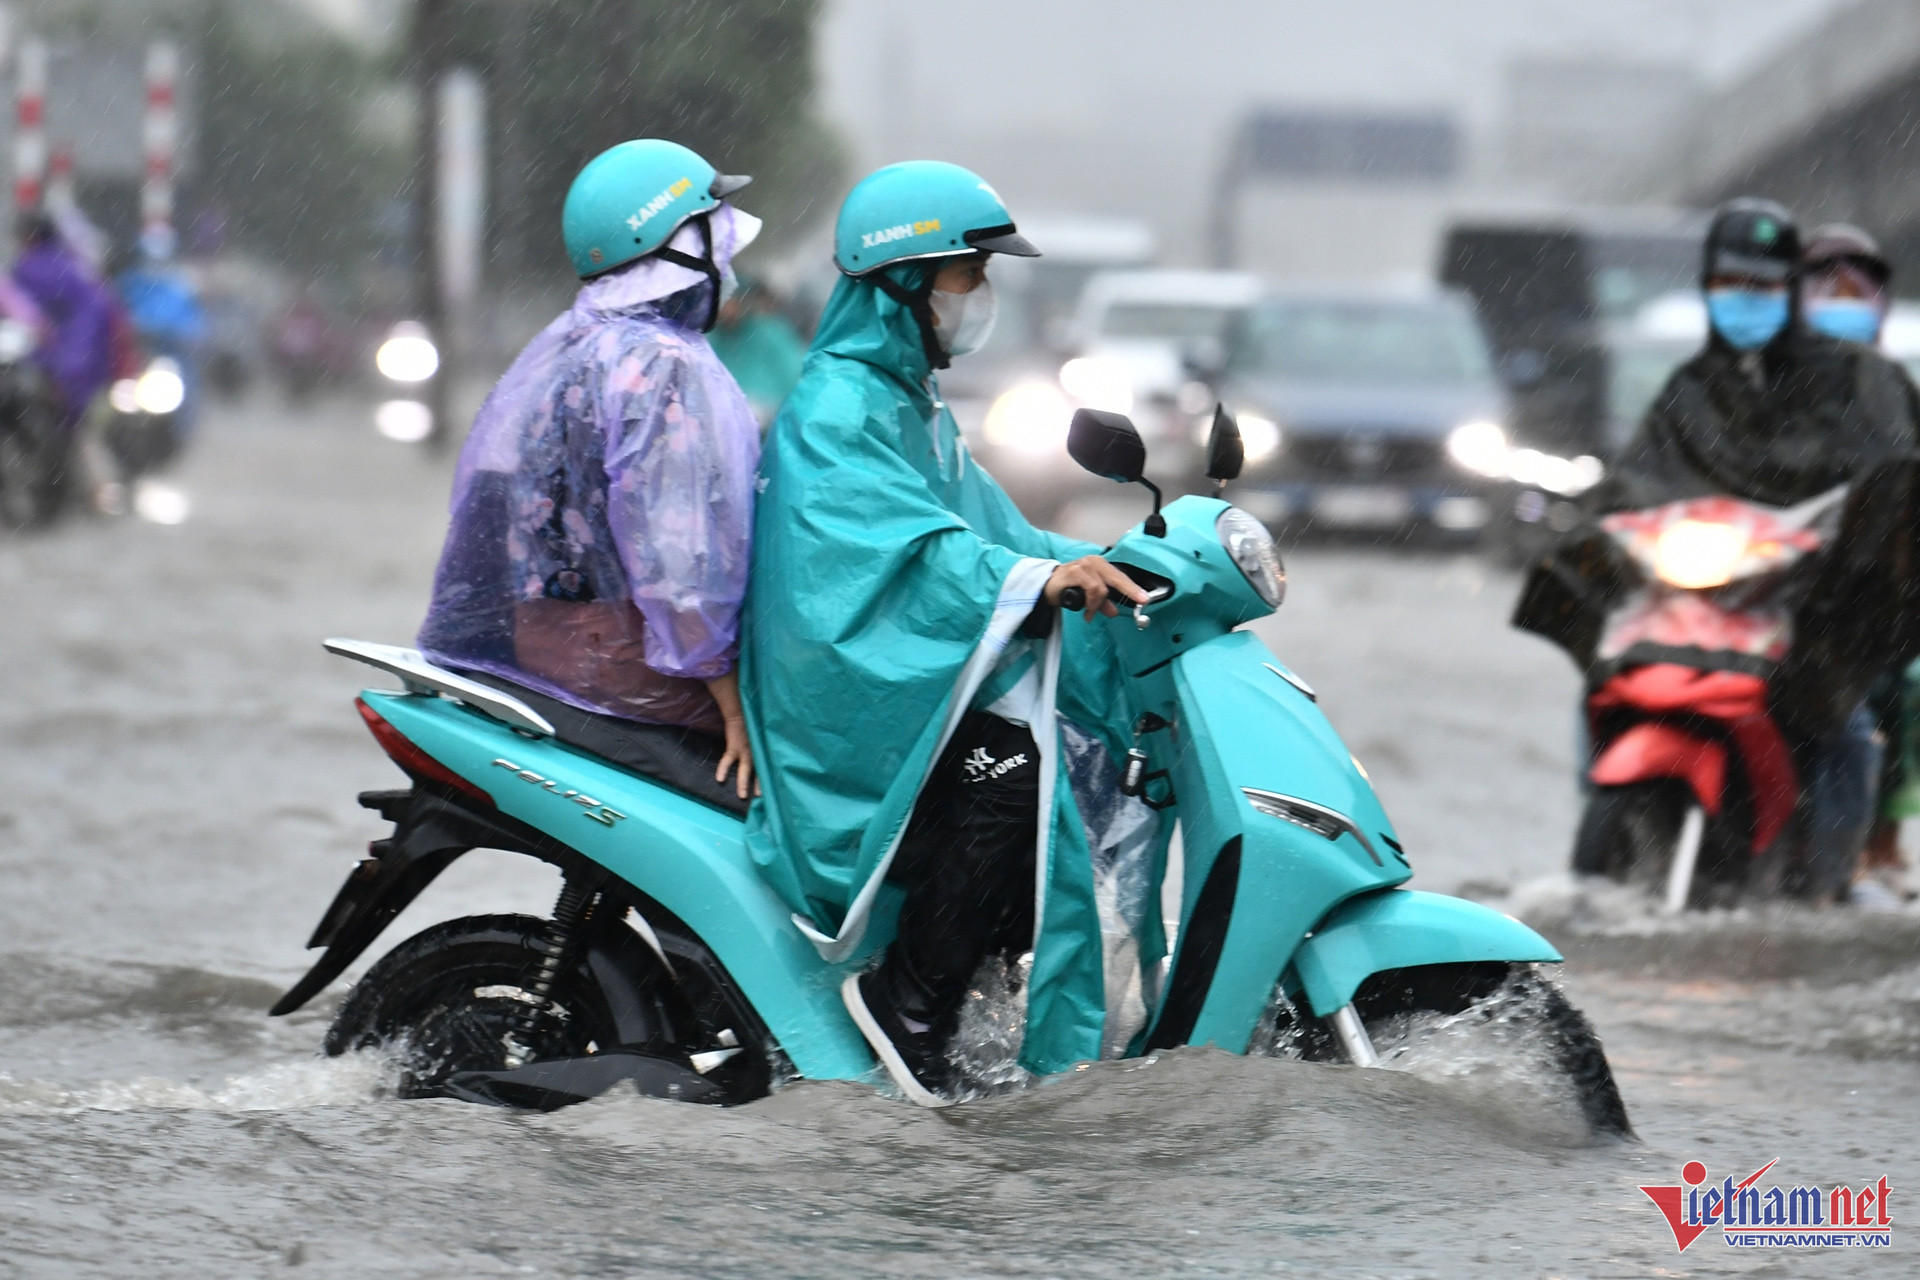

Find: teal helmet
833;161;1038;276
562;139;750;280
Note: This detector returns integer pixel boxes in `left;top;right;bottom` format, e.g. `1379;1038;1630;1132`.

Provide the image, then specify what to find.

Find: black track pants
873;712;1041;1030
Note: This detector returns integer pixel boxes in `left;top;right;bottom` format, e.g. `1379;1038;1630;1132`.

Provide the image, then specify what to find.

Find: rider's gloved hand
1045;556;1147;620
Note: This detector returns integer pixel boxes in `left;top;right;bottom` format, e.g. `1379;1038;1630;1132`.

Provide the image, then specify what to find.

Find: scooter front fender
1290;889;1562;1017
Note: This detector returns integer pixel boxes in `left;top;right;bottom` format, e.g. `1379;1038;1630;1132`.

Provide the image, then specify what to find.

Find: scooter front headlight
376;322;440;384
133;358;186;415
1217;506;1286;607
1650;519;1747;589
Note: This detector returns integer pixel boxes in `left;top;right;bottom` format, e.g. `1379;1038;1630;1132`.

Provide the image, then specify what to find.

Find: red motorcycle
1565;490;1860;909
1519;451;1920;914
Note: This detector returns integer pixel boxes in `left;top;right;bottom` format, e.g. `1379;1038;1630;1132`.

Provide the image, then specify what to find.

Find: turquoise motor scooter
272;407;1628;1133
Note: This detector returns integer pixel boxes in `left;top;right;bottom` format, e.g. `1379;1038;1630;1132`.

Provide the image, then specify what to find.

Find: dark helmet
1802;222;1892;286
1703;197;1800;286
14;211;56;247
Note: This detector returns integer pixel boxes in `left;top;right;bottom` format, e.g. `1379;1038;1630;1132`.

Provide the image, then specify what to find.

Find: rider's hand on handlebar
1045;556;1148;620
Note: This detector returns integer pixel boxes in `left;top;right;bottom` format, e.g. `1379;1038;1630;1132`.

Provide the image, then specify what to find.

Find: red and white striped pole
44;142;71;211
141;41;178;255
13;36;45;213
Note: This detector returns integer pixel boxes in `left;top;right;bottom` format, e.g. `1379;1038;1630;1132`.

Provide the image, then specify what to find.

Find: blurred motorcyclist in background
1801;223;1894;346
1800;223;1918;901
116;228;208;448
1598;197;1920;902
270;293;346;402
416;139;764;800
11;212;117;505
707;274;805;428
12;213;115;433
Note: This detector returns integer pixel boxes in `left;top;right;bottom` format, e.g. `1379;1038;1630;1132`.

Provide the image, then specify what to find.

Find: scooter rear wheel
0;421;63;530
324;913;661;1099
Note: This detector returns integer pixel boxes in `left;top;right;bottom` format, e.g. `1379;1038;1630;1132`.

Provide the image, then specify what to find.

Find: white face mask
929;278;997;357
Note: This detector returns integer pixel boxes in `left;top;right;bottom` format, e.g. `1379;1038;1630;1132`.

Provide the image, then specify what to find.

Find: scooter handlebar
1058;586;1087;612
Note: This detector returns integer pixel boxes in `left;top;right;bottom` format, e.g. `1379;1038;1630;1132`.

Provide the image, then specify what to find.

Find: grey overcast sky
820;0;1844;165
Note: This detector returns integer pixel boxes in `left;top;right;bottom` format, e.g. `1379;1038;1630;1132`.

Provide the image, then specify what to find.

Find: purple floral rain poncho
418;205;762;733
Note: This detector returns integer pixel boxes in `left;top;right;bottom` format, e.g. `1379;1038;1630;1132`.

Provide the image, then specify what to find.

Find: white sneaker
840;972;951;1109
1847;878;1908;913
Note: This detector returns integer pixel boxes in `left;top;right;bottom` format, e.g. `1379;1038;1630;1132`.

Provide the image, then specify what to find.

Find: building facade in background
816;0;1845;279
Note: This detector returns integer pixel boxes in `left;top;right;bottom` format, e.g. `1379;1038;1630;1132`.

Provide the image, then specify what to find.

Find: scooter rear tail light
355;698;494;806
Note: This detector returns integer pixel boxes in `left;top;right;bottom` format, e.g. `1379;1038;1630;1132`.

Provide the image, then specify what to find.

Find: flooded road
2;402;1915;1277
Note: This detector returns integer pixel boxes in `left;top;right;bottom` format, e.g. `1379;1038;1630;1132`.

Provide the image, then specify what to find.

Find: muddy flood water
2;404;1916;1278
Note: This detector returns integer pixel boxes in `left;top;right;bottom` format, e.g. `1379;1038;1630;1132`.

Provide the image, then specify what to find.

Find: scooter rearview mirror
1068;408;1167;537
1067;408;1146;483
1206;403;1244;487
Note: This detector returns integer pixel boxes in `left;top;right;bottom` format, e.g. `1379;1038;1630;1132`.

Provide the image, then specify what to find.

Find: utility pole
141;41;179;256
411;0;452;451
13;32;44;214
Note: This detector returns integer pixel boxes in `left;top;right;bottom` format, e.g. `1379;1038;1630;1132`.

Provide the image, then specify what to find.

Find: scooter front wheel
1572;781;1686;884
1253;962;1631;1138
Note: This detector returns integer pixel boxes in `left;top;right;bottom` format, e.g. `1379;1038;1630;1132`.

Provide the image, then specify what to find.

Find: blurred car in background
1491;289;1701;561
1216;286;1521;542
1441;210;1704;461
954;264;1258;525
943;217;1156;524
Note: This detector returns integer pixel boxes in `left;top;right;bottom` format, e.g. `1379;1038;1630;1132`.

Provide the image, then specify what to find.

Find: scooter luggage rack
322;638;556;738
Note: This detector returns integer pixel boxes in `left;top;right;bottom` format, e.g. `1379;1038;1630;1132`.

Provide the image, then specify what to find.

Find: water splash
0;1051;394;1115
1248;969;1593;1139
944;954;1035;1100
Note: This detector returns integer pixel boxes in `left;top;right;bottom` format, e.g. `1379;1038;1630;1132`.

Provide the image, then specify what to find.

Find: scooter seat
457;670;749;817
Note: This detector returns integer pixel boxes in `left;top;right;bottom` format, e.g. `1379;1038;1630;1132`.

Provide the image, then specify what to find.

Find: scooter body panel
1160;629;1413;1050
363;691;878;1080
323;490;1573;1085
1290;889;1562;1017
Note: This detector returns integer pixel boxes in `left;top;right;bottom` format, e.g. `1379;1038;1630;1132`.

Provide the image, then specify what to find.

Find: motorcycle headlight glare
376;322;440;384
0;317;36;362
1217;506;1286;607
983;380;1072;456
1238;412;1282;462
1446;420;1509;477
1651;519;1747;589
133;358;186;415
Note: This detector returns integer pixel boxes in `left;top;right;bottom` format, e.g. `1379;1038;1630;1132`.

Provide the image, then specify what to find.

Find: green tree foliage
34;0;843;281
192;1;407;272
455;0;846;277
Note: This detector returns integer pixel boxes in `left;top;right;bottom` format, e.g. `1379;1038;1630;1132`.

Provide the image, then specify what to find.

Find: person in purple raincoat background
10;212;116;434
417;140;764;799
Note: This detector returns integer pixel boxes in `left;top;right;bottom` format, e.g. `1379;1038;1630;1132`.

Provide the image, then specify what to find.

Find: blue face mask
1804;297;1883;345
1706;288;1790;350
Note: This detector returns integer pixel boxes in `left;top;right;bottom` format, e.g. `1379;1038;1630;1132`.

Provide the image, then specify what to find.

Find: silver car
1216;288;1519;541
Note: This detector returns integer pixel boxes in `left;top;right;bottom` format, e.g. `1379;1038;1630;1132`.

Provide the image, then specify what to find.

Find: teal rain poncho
742;267;1158;1075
